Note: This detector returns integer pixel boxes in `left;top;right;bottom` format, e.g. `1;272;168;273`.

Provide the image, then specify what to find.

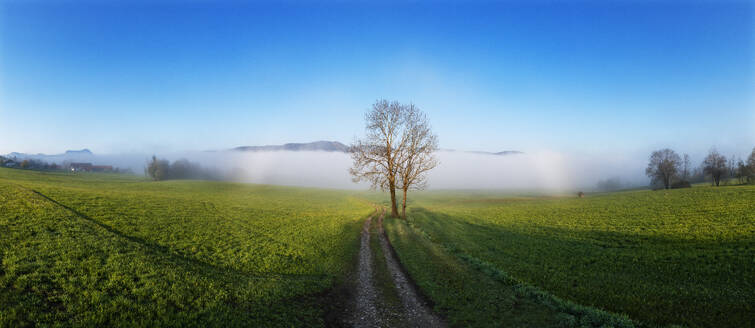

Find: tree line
350;99;439;218
646;147;755;189
145;156;221;181
0;156;128;173
0;156;60;170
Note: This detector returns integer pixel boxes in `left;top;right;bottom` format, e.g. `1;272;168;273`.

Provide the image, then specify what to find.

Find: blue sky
1;1;753;159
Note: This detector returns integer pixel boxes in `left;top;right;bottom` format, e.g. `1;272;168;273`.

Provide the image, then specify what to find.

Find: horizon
1;1;752;160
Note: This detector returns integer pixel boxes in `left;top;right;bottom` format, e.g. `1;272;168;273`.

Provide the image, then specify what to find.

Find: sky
1;0;753;161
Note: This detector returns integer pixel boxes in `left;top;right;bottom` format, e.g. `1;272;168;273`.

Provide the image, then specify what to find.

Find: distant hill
444;149;524;156
7;149;94;159
493;150;524;155
233;141;351;152
65;149;92;155
5;143;522;160
231;141;522;156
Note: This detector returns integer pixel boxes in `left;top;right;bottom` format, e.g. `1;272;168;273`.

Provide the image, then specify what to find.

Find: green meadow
0;168;372;327
384;187;754;328
2;167;753;327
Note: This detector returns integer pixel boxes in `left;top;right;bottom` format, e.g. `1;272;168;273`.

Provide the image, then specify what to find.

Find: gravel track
376;209;446;328
350;208;446;328
352;214;382;327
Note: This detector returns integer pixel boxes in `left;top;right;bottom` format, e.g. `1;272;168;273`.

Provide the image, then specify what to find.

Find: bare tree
645;148;681;189
735;159;750;184
396;104;438;218
727;155;738;184
350;100;407;217
740;146;755;184
702;148;727;186
681;153;691;181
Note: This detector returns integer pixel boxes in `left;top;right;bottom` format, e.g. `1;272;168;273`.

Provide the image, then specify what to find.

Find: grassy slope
390;186;754;327
0;168;373;327
384;217;571;328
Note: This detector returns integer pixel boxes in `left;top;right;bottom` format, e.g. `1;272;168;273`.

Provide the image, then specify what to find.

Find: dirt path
350;209;446;328
376;210;446;328
352;214;382;327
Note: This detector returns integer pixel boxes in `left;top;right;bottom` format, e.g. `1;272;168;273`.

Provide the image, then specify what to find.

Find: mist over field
166;150;650;190
9;149;648;190
427;151;647;191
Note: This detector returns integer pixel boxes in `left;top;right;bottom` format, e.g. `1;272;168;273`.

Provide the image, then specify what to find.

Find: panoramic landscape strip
1;1;753;327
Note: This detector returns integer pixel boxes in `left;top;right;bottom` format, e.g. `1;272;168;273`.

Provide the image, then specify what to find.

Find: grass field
385;186;755;327
0;168;373;327
3;167;753;327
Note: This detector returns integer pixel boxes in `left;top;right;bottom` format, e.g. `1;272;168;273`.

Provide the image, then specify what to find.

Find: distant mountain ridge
5;143;522;158
465;150;524;156
440;149;524;156
65;149;92;155
231;141;522;155
232;141;350;152
7;149;94;159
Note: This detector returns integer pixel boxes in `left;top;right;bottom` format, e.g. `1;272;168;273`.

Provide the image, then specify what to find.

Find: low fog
173;150;649;191
8;149;650;191
427;151;648;191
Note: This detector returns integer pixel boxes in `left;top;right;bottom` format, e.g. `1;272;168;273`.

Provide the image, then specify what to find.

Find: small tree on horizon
702;148;727;186
681;153;691;181
645;148;681;189
735;159;751;184
725;155;738;185
146;155;170;181
738;146;755;184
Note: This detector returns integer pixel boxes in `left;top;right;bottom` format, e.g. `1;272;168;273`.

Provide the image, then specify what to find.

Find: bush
146;156;220;181
146;156;171;181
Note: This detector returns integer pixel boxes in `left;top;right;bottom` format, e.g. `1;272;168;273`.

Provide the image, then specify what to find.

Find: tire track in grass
376;209;446;328
353;213;383;327
351;208;446;328
25;187;328;282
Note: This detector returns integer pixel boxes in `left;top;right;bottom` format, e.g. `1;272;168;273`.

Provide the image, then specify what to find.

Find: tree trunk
401;188;408;219
664;174;670;189
389;183;399;217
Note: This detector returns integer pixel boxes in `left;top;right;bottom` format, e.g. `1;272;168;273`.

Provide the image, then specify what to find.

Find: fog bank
7;150;650;191
170;150;650;190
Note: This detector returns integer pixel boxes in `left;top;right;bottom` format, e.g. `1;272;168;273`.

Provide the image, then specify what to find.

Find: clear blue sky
1;1;752;158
